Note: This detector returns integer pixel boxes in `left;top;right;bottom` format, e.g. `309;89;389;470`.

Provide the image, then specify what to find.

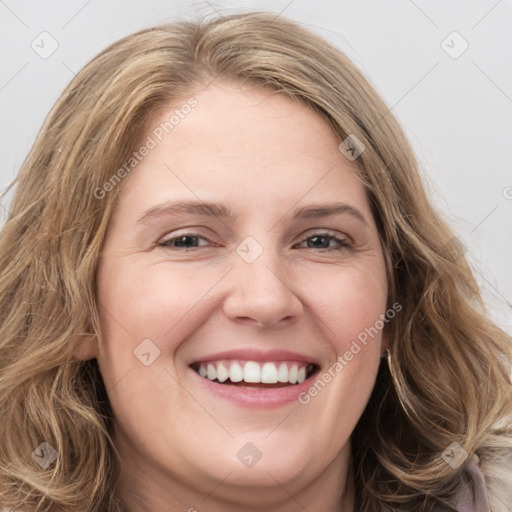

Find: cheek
95;260;217;433
291;267;386;456
290;260;387;414
95;259;224;371
299;260;388;351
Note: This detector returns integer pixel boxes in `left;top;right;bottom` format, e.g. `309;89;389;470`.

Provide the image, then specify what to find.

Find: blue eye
158;232;351;251
297;233;352;251
158;234;211;249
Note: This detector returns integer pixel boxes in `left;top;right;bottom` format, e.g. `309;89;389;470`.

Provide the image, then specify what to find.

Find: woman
0;12;510;512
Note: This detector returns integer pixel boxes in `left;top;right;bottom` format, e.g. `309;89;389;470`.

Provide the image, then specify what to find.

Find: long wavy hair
0;12;510;512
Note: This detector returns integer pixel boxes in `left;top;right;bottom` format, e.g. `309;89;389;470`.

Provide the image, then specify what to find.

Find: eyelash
157;232;352;252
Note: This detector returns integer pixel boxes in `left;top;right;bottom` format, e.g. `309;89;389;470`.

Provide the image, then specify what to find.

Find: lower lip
189;367;318;408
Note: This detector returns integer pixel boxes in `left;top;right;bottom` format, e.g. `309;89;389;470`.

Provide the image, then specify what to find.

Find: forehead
115;81;371;221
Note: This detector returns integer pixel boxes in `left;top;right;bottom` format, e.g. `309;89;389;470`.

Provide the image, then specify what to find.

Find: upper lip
189;348;319;366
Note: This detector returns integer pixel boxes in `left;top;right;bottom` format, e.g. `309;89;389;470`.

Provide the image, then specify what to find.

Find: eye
157;233;214;249
157;231;352;251
295;232;352;251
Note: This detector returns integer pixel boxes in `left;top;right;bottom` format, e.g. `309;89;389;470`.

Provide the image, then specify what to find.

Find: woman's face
94;81;388;509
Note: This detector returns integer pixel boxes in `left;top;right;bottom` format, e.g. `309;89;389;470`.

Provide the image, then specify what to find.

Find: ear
72;334;100;361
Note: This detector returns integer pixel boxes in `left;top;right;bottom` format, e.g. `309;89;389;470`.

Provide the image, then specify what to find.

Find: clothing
453;453;491;511
380;453;491;512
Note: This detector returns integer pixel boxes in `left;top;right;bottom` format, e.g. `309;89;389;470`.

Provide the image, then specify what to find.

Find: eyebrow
137;200;368;226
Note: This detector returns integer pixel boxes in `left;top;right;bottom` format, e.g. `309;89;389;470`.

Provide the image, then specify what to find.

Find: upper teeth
195;360;311;385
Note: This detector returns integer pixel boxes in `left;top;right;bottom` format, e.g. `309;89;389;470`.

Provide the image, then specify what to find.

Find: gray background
1;0;511;332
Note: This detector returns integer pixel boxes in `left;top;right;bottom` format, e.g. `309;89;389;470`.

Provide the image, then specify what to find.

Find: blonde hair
0;12;511;512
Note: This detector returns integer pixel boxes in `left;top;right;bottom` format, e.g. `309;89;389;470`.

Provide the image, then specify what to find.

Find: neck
116;434;355;512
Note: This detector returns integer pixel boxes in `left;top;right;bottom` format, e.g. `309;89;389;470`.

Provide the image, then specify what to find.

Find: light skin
80;81;389;512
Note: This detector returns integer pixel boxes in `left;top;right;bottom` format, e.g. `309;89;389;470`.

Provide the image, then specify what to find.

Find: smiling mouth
190;360;318;388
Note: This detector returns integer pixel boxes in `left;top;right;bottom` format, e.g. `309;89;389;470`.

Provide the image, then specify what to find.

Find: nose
222;247;303;328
